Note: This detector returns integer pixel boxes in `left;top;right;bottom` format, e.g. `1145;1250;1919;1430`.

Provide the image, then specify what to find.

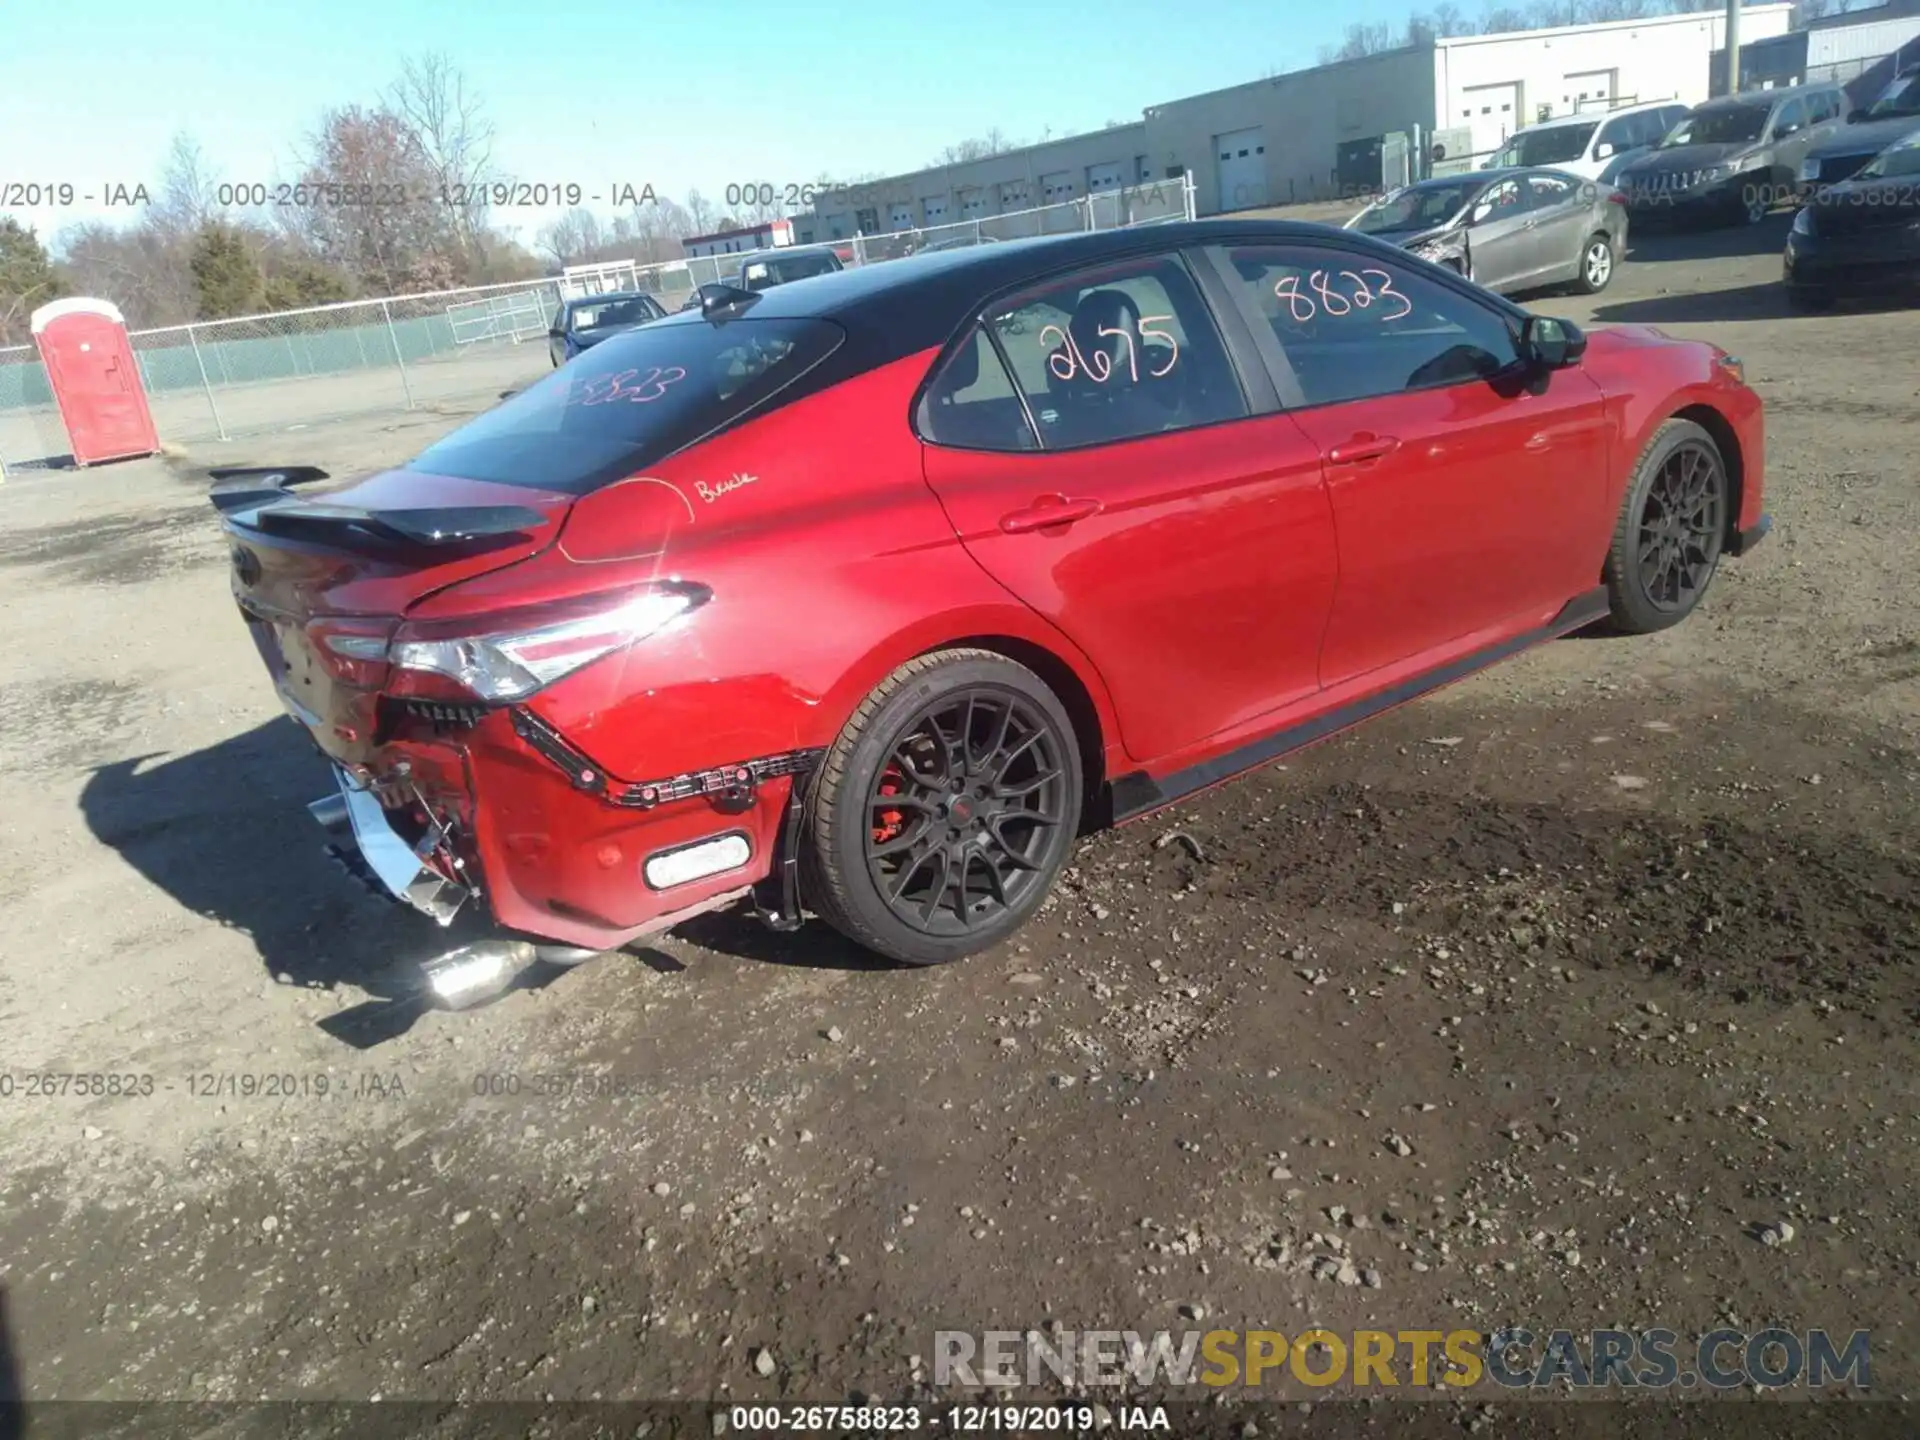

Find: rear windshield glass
570;297;656;330
1662;105;1769;147
1494;122;1597;167
411;316;845;495
743;254;838;289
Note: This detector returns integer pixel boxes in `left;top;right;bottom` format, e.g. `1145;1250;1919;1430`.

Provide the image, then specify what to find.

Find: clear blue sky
2;0;1429;250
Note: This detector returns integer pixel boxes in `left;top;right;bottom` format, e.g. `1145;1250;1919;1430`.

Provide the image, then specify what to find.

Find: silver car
1343;167;1628;295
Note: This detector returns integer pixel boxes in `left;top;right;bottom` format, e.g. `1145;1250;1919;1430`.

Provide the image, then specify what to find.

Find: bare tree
684;188;723;236
930;128;1017;167
286;105;461;294
1481;4;1531;31
536;208;607;267
1319;22;1397;62
388;52;497;270
149;134;220;241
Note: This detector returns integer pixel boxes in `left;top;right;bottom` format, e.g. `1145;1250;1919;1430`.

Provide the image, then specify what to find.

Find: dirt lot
1;215;1916;1430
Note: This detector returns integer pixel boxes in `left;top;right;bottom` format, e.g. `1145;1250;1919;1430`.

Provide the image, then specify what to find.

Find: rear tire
1575;232;1615;293
801;649;1083;966
1602;419;1729;635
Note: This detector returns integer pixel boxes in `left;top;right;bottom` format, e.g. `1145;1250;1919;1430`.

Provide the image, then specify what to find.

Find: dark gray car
1799;64;1920;191
1616;82;1847;226
1343;167;1627;295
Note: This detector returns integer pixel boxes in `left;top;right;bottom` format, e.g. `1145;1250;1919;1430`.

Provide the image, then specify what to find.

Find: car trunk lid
214;465;572;763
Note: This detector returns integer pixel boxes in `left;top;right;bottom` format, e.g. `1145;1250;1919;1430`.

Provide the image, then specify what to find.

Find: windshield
412;317;845;495
1861;131;1920;179
1867;72;1920;117
1494;122;1598;167
569;298;656;331
1662;105;1770;147
1349;182;1477;234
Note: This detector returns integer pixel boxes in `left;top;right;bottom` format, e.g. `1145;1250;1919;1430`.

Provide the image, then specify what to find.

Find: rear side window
975;253;1248;450
412;316;846;495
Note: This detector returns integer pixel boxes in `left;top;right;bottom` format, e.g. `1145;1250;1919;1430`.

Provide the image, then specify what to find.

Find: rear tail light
308;617;399;688
386;580;710;703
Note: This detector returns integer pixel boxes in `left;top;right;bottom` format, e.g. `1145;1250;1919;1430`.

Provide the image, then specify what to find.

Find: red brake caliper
872;763;907;845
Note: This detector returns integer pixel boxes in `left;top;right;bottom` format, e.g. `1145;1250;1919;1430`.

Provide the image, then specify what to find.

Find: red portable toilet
30;297;160;467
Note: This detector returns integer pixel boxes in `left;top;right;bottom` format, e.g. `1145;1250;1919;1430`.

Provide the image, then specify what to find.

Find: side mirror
1522;314;1586;370
1596;142;1616;159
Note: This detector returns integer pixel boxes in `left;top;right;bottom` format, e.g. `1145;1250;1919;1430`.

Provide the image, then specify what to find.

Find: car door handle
998;494;1103;533
1326;435;1401;466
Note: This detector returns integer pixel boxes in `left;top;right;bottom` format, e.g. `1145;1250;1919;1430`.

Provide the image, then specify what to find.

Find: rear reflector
644;833;752;890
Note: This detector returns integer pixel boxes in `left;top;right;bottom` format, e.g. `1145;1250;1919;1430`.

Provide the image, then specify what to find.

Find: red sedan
212;220;1768;1003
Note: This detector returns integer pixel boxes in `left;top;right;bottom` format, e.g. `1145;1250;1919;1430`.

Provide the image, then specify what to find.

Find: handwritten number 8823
1273;269;1412;324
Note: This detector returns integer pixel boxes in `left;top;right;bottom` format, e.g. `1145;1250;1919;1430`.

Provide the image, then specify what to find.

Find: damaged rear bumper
309;766;472;925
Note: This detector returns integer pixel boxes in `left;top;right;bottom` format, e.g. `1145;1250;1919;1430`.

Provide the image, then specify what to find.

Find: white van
1485;101;1691;180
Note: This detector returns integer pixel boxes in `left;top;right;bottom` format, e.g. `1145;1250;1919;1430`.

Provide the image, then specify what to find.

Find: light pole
1726;0;1743;97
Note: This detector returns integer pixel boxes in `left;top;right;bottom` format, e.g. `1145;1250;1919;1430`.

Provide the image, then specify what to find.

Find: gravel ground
0;214;1915;1428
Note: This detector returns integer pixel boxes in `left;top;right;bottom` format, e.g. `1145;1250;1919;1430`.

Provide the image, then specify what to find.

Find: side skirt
1108;586;1611;823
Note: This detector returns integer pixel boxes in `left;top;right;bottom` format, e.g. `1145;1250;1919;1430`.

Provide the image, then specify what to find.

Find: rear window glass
570;298;656;330
411;316;845;495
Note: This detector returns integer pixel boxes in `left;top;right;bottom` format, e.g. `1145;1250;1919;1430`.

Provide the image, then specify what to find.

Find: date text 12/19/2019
725;1404;1170;1431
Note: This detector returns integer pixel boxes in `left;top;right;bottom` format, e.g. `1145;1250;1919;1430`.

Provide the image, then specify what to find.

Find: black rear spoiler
209;466;547;547
207;466;331;514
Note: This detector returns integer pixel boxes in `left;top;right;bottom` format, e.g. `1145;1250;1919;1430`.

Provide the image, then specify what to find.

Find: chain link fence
0;177;1196;470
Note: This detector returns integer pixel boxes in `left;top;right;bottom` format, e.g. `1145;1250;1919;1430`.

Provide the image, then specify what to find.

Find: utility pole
1725;0;1742;97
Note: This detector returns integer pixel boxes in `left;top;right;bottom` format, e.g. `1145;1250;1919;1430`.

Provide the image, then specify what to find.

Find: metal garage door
1459;82;1521;159
889;203;915;230
999;180;1031;211
1039;170;1075;203
922;196;948;223
959;188;986;216
1086;161;1125;193
1564;69;1617;113
1214;127;1266;211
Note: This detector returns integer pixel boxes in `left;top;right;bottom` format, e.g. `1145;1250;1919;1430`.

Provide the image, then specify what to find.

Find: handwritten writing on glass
574;365;689;406
1036;315;1181;383
1272;269;1413;324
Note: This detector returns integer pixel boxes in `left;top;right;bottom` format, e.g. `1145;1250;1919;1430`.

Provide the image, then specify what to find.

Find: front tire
801;650;1084;966
1602;419;1729;635
1575;232;1615;293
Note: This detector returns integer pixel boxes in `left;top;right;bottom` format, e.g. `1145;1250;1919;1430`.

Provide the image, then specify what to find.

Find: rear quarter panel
408;349;1125;787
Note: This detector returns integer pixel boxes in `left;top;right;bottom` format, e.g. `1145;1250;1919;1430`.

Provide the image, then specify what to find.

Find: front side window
1596;116;1634;152
1211;245;1519;409
975;253;1248;450
1771;98;1808;136
412;316;845;495
1868;71;1920;117
1470;178;1526;223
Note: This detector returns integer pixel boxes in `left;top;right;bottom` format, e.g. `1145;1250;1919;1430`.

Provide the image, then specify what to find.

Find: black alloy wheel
803;650;1083;966
863;688;1070;936
1602;419;1729;634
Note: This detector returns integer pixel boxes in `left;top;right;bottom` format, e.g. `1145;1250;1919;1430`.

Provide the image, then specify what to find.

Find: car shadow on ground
78;718;486;1013
1624;211;1794;264
78;717;904;1040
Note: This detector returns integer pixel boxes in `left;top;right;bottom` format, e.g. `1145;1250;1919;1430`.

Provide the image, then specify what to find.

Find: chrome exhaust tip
420;940;536;1010
309;792;351;835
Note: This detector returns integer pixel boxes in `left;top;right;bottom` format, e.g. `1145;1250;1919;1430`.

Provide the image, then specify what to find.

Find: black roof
1702;80;1842;108
643;218;1465;378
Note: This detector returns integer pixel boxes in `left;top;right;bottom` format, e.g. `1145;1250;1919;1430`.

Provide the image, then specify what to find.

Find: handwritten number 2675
1273;268;1412;323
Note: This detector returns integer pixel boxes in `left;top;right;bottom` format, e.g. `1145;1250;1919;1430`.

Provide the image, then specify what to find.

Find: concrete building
1713;0;1920;99
798;5;1792;233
